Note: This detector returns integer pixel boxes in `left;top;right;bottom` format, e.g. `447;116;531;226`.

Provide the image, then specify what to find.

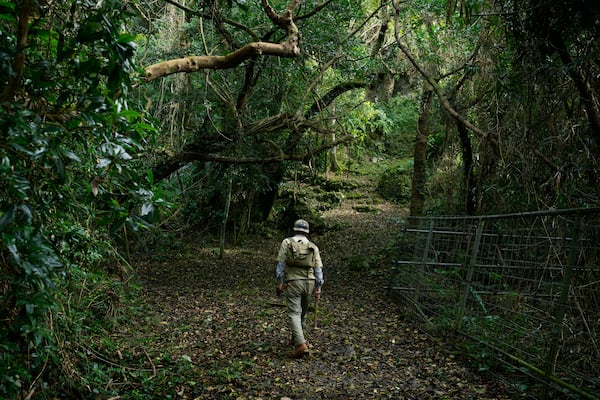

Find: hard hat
293;219;309;233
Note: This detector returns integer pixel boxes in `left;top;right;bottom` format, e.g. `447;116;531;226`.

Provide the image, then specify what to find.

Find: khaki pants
285;279;315;346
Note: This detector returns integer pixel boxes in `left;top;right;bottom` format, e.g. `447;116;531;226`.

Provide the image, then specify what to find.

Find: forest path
135;177;515;399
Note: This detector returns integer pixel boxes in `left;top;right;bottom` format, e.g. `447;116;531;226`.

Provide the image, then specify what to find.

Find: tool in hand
313;297;319;329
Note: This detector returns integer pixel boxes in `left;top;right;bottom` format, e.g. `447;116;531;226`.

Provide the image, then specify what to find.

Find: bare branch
296;0;334;21
183;133;352;165
145;41;297;82
161;0;259;41
144;0;301;82
187;152;297;164
262;0;301;29
392;2;497;147
244;113;294;136
306;81;368;119
162;0;195;14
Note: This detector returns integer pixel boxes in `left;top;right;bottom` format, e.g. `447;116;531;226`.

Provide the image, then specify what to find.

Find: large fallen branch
151;130;353;181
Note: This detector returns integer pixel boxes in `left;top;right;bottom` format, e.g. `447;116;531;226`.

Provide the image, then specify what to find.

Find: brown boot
292;342;309;358
289;336;309;346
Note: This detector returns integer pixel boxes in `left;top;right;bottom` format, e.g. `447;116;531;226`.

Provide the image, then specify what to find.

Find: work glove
314;287;321;301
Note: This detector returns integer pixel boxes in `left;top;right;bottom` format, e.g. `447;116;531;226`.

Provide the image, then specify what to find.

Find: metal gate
389;208;600;399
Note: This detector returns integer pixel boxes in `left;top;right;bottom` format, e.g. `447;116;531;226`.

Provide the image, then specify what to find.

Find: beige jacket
277;234;323;281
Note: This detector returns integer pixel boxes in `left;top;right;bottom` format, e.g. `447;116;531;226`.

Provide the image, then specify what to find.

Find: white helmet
293;219;309;233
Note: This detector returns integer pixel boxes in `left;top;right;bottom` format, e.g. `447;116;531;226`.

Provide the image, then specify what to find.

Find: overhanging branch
172;134;352;166
144;0;301;82
145;41;298;82
152;128;352;180
306;81;368;119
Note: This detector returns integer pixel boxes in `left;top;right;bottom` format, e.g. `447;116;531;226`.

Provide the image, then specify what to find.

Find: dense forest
1;0;599;398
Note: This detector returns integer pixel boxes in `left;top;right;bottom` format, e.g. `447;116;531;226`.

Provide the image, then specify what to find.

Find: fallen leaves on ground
127;194;518;399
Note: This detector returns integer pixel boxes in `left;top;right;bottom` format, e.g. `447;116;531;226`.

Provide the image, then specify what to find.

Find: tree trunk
410;88;434;216
457;120;476;215
328;132;339;173
549;31;600;145
0;0;30;102
219;170;233;259
257;163;286;221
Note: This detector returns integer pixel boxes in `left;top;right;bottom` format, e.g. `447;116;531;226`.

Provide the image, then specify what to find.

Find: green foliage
173;163;272;234
347;254;372;272
2;0;596;394
208;359;255;385
377;160;414;204
0;0;163;397
316;191;345;211
380;96;420;158
39;268;165;399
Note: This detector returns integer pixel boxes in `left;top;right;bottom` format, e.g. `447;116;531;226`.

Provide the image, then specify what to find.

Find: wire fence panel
389;208;600;400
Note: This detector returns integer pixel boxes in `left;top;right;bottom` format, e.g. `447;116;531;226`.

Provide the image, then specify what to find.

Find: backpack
287;239;317;268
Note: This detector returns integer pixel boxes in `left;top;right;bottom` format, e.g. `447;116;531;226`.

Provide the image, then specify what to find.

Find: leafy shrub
0;1;161;397
377;161;413;204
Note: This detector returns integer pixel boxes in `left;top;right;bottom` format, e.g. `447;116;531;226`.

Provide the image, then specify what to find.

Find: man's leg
285;280;306;346
300;280;315;329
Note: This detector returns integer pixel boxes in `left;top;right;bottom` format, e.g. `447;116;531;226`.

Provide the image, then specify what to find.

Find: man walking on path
276;219;324;358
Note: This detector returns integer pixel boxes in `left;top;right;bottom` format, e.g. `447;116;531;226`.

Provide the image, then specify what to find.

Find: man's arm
312;244;324;299
314;266;323;300
276;260;286;285
314;266;323;289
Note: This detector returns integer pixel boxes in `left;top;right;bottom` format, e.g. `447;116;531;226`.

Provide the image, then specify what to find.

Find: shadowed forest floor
130;178;519;399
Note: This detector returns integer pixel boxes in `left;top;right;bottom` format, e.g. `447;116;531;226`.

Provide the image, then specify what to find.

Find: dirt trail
136;191;516;399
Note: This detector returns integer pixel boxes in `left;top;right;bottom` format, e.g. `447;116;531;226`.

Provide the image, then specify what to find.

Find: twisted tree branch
144;0;301;82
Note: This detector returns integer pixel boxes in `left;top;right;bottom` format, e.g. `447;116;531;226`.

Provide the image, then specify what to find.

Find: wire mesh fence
389;208;600;400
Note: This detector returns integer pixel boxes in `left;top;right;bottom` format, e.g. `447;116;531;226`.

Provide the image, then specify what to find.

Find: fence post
414;220;435;308
456;219;484;331
541;213;583;400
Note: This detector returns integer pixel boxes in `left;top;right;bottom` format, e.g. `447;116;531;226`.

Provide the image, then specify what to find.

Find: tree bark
410;88;433;217
0;0;31;102
219;170;233;259
328;131;339;173
549;31;600;145
457;120;476;215
144;41;299;82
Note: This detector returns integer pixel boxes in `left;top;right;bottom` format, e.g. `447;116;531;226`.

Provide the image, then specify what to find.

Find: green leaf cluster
0;0;164;397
